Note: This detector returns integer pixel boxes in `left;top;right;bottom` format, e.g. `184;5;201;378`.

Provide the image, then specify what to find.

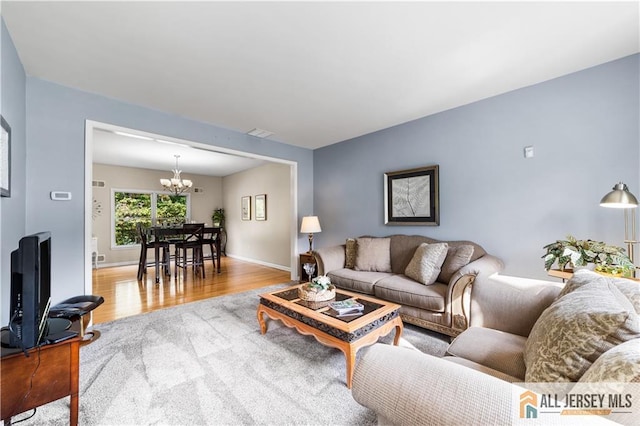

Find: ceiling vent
247;128;274;138
92;180;106;188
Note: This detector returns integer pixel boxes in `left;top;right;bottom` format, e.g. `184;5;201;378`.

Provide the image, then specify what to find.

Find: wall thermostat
50;191;72;201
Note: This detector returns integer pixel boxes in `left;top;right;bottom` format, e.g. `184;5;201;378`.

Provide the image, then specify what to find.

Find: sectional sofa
313;234;503;336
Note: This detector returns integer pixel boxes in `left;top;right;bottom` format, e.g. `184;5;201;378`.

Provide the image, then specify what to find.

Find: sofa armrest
446;254;504;333
470;274;563;337
352;344;514;425
313;245;346;275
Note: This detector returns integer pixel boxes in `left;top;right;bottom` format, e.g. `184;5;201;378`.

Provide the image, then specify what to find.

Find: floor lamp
600;182;638;268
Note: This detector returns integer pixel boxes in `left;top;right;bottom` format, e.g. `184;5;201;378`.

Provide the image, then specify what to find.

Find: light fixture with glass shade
300;216;322;253
160;154;193;195
600;182;638;265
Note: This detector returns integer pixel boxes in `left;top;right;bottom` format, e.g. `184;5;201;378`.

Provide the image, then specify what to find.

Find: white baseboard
97;257;291;272
225;254;291;272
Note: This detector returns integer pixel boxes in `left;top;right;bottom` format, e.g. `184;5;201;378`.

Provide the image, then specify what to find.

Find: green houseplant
542;235;634;277
211;208;225;228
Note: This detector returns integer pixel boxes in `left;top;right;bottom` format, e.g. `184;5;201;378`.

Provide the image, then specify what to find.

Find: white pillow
404;243;449;285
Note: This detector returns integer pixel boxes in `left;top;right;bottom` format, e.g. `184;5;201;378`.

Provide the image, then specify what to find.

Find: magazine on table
329;298;364;315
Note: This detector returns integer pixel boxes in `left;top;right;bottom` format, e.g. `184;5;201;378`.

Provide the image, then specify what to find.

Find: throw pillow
345;238;357;269
354;237;392;272
404;243;449;285
559;269;639;314
578;339;640;383
524;277;640;383
438;244;474;283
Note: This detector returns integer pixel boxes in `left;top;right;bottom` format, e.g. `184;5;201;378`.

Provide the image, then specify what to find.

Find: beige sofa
313;235;503;336
352;270;640;425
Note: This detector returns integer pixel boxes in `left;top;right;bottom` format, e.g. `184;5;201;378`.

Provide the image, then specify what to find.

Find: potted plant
211;208;225;228
542;235;634;277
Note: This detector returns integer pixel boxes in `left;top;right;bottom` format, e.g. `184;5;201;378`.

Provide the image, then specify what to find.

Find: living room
1;2;639;425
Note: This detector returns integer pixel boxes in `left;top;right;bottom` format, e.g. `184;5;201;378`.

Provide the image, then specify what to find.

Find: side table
299;252;317;283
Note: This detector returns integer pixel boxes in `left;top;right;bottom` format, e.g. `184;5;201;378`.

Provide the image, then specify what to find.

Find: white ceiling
92;128;266;177
3;1;639;153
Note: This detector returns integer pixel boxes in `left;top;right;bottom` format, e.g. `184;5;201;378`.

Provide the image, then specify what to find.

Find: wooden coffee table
257;284;403;388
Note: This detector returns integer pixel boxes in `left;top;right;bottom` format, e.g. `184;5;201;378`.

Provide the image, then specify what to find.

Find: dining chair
201;228;218;270
136;223;171;283
174;223;206;279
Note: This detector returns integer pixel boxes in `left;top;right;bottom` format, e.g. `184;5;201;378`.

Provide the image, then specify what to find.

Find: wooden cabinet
299;253;317;283
1;336;80;425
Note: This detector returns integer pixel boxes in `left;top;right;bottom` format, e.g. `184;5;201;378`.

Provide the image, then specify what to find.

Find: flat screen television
8;231;52;350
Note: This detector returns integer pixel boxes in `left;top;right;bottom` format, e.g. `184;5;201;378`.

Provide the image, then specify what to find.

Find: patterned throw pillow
345;238;357;269
404;243;449;285
438;244;474;283
524;276;640;383
354;237;392;272
578;339;640;383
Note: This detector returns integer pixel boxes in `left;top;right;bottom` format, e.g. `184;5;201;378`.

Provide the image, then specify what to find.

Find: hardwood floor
91;256;293;324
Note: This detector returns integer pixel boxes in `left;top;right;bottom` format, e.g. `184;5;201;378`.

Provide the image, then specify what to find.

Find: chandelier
160;155;193;195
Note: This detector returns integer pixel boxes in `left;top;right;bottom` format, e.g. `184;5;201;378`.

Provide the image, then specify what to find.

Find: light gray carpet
17;284;449;425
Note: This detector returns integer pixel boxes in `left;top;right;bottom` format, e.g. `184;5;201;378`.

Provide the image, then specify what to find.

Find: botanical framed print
241;196;251;220
255;194;267;221
1;115;11;197
384;165;439;225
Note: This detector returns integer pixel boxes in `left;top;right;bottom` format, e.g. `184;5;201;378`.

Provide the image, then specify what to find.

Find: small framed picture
384;165;439;225
1;115;11;197
241;196;251;221
255;194;267;221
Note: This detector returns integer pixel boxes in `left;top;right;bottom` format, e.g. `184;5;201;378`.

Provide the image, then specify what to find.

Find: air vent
92;180;106;188
247;128;274;138
194;188;205;193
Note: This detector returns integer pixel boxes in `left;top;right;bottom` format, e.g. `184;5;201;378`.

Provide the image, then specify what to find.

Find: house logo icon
520;390;538;419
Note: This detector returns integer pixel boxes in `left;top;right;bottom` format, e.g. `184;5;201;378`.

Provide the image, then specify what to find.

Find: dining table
149;226;222;278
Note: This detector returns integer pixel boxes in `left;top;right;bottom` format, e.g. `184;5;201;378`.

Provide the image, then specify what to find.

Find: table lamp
300;216;321;253
600;182;638;264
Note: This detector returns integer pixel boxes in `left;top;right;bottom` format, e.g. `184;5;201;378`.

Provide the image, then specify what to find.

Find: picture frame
241;196;251;220
384;165;439;225
255;194;267;221
1;115;11;197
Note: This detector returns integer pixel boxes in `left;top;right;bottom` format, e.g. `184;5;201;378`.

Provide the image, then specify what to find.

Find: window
112;190;189;247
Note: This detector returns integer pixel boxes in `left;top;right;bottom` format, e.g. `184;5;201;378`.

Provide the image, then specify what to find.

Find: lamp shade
300;216;322;233
600;182;639;209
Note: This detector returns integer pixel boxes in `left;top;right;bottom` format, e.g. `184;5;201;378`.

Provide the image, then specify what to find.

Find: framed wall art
241;196;251;221
384;165;439;225
1;115;11;197
255;194;267;221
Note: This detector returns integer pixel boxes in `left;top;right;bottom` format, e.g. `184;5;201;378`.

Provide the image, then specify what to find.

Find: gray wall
0;20;27;324
314;54;640;280
19;78;312;319
223;162;292;269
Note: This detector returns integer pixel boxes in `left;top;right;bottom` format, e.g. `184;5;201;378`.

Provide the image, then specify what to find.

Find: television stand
1;319;80;425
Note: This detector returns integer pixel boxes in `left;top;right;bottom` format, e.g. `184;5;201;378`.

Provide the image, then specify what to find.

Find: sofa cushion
524;275;640;382
327;269;393;295
438;244;474;283
374;275;447;312
443;356;522;383
404;243;448;285
447;327;527;380
355;237;392;272
578;338;640;383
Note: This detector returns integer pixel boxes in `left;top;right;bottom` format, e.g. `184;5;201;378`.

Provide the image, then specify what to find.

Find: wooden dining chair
174;223;206;279
136;223;171;283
